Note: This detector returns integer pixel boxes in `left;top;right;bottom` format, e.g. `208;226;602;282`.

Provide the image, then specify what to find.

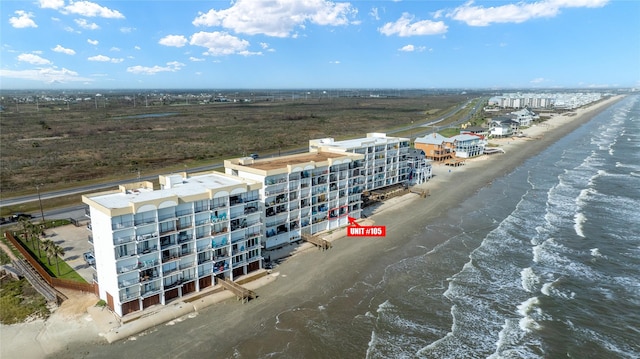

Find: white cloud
192;0;357;37
189;31;251;56
370;7;380;21
63;1;125;19
448;0;608;26
110;47;121;52
62;1;124;19
87;39;99;45
189;57;205;62
159;35;188;47
52;45;76;55
399;44;427;52
9;11;38;28
126;61;184;75
75;18;99;30
329;60;341;64
17;53;51;65
134;46;141;50
39;0;64;9
379;13;447;36
88;55;123;63
0;67;92;84
530;77;547;84
120;27;134;33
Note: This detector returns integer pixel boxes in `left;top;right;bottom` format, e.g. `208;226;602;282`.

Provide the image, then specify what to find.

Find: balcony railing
118;278;139;288
112;221;134;230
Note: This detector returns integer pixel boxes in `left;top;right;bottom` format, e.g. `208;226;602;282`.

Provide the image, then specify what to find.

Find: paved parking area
46;224;95;283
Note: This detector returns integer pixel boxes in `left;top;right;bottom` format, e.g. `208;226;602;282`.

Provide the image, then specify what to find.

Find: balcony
137;245;158;256
177;233;193;244
179;247;194;258
112;221;134;230
120;290;140;302
160;226;176;235
117;263;138;274
158;212;176;222
118;278;139;288
134;217;156;227
212;237;228;249
141;284;161;297
162;251;180;262
179;261;194;270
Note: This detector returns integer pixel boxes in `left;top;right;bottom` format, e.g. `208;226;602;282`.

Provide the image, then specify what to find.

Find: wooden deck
301;233;332;250
219;278;257;303
444;158;466;166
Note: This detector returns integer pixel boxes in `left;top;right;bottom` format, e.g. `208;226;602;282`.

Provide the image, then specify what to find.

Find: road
1;97;483;219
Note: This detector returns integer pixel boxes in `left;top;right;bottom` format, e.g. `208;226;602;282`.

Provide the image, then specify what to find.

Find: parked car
10;213;33;222
83;252;95;265
249;153;259;159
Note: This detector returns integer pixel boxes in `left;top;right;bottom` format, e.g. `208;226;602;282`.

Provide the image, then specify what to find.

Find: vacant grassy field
1;93;469;196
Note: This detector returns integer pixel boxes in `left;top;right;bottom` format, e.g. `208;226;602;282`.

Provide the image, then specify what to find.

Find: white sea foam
517;297;541;332
574;212;587;238
541;281;554;296
520;267;540;293
590;248;602;258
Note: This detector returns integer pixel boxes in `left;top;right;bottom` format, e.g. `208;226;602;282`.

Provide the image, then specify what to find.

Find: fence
4;231;98;296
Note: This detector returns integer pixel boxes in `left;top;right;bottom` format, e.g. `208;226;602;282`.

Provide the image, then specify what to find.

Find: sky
1;0;639;90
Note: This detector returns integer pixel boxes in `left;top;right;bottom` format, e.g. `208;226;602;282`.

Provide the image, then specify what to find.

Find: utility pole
36;184;45;223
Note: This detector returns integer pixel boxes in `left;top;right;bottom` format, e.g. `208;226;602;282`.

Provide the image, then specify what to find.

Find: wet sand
0;95;624;359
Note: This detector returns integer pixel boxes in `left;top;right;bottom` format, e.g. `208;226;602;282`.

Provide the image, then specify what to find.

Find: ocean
230;96;640;358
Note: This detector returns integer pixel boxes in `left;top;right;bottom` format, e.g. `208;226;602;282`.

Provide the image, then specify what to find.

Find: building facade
309;133;415;191
225;151;365;250
82;171;263;317
414;133;455;162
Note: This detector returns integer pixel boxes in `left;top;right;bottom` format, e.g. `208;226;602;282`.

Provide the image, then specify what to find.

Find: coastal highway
1;97;483;216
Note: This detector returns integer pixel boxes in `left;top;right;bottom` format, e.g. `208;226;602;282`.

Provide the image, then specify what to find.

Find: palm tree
52;244;66;276
41;239;55;265
32;225;45;259
18;217;33;247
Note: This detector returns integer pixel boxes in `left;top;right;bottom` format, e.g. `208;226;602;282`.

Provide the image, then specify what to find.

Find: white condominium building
225;151;365;250
309;133;415;191
82;171;262;317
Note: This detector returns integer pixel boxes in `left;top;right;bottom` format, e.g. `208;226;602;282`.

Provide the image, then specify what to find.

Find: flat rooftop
88;172;250;210
243;152;351;171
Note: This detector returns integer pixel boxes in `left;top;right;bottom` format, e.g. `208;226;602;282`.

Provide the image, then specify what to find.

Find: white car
83;252;95;265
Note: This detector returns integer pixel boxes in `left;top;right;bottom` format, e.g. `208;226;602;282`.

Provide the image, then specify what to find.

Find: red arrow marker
347;216;361;227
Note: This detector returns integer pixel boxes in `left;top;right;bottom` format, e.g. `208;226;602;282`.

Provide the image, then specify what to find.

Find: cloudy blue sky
1;0;638;89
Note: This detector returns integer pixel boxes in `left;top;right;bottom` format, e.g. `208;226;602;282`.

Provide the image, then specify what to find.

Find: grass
13;231;86;282
1;93;472;198
0;278;50;324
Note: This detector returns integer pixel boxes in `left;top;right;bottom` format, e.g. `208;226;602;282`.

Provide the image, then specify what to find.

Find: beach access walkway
218;278;257;303
301;233;332;250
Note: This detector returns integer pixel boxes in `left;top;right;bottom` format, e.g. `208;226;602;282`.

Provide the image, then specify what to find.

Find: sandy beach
0;95;624;359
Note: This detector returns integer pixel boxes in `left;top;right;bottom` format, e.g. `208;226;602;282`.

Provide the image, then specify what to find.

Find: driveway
46;224;95;283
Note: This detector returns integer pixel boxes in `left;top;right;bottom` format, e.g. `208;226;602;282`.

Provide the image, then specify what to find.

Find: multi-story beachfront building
225;151;365;250
414;133;455;162
82;171;262;317
407;149;433;185
308;133;415;191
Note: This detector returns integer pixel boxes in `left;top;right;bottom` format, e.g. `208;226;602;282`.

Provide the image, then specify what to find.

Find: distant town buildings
488;92;603;109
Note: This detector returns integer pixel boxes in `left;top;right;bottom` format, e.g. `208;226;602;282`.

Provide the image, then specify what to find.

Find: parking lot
45;223;95;283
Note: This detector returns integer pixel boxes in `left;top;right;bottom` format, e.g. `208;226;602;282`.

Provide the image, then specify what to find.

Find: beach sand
0;95;624;359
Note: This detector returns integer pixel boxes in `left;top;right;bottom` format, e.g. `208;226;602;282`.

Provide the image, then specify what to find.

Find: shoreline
0;95;625;358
